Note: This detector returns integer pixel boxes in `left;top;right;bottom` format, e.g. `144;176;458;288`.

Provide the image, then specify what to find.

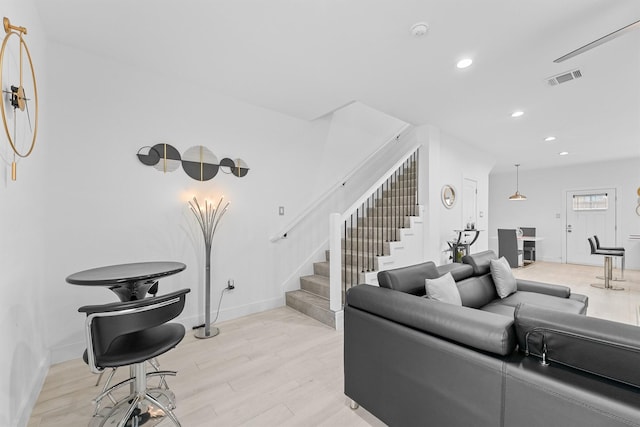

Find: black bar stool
588;237;624;290
79;288;190;426
594;235;625;281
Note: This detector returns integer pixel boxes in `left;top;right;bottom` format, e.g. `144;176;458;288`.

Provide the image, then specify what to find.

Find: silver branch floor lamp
189;196;230;339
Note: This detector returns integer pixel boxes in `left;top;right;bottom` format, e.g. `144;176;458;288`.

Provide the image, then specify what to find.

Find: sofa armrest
515;304;640;388
346;284;516;356
516;279;570;298
377;261;440;296
461;250;497;275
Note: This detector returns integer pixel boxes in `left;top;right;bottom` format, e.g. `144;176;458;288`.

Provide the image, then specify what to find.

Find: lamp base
194;325;220;339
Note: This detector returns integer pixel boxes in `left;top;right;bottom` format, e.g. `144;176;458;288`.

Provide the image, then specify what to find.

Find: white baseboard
50;296;286;365
334;310;344;331
16;351;50;427
179;295;285;330
50;340;82;365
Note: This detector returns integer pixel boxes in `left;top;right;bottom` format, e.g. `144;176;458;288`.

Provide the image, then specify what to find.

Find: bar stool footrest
590;283;625;291
90;388;177;427
595;275;625;282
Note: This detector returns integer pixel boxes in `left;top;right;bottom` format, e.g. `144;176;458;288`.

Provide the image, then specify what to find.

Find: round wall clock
0;17;38;180
441;184;456;209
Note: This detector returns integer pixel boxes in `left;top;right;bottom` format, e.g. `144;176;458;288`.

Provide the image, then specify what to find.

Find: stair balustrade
329;147;420;311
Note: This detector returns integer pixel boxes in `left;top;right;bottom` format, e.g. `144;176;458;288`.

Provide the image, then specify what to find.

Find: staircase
286;157;421;328
285;250;337;328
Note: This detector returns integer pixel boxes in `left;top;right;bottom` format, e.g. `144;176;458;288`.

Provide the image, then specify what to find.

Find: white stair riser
366;206;420;216
347;227;407;239
342;238;395;250
358;217;411;228
378;192;416;201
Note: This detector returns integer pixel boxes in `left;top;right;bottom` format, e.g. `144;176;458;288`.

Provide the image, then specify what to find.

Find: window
572;193;608;211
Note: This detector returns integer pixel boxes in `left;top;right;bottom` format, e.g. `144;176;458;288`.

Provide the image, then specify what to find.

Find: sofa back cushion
436;263;474;281
515;304;640;389
462;250;498;275
378;261;440;296
457;274;499;308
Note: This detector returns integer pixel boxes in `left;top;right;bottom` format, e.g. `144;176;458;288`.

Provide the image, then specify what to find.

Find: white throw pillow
490;256;517;298
425;272;462;306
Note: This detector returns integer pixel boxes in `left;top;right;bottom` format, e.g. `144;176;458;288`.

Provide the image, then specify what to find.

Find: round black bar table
66;261;187;301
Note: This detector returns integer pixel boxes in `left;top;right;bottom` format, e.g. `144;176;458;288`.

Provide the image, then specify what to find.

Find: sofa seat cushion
485;291;586;315
480;303;517;318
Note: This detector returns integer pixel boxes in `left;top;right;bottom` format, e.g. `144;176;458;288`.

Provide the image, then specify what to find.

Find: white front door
565;188;617;265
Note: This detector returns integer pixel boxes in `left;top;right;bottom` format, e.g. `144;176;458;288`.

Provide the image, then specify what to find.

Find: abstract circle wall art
136;144;249;181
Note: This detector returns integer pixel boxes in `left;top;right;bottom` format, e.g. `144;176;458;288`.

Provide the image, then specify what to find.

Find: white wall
489;158;640;269
0;2;50;426
271;102;411;292
41;41;325;364
416;125;495;265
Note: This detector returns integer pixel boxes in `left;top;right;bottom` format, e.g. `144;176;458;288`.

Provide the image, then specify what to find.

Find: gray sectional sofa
377;249;588;318
344;250;640;426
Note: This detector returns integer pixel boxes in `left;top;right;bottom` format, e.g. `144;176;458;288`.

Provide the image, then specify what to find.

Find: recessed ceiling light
410;22;429;37
559;151;569;156
456;58;473;69
511;111;524;118
544;136;556;142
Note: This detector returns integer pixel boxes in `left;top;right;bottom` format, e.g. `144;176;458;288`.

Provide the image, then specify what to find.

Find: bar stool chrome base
591;255;624;291
90;388;176;427
194;325;219;339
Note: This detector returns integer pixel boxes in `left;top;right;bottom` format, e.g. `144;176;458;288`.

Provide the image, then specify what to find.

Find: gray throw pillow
425;272;462;306
490;256;517;298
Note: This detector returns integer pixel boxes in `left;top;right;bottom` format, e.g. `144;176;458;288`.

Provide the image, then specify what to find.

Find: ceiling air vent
546;69;582;86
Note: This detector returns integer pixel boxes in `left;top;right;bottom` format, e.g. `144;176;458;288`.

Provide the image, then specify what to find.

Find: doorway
463;178;478;229
565;188;617;265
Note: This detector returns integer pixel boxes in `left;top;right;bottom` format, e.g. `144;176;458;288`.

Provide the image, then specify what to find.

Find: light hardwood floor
29;262;640;427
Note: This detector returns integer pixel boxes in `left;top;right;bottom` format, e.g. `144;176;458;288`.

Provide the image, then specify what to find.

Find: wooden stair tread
285;290;335;328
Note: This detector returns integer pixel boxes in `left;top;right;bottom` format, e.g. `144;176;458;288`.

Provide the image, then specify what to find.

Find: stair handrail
269;123;411;242
329;144;421;312
338;143;422;222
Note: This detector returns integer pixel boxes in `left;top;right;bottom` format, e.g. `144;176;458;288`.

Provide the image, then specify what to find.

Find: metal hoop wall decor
137;143;249;181
0;17;39;181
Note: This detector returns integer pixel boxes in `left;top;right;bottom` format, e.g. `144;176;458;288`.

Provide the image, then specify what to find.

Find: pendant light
508;164;527;201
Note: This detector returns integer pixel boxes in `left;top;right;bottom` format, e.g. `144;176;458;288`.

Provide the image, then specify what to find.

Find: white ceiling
34;0;640;173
